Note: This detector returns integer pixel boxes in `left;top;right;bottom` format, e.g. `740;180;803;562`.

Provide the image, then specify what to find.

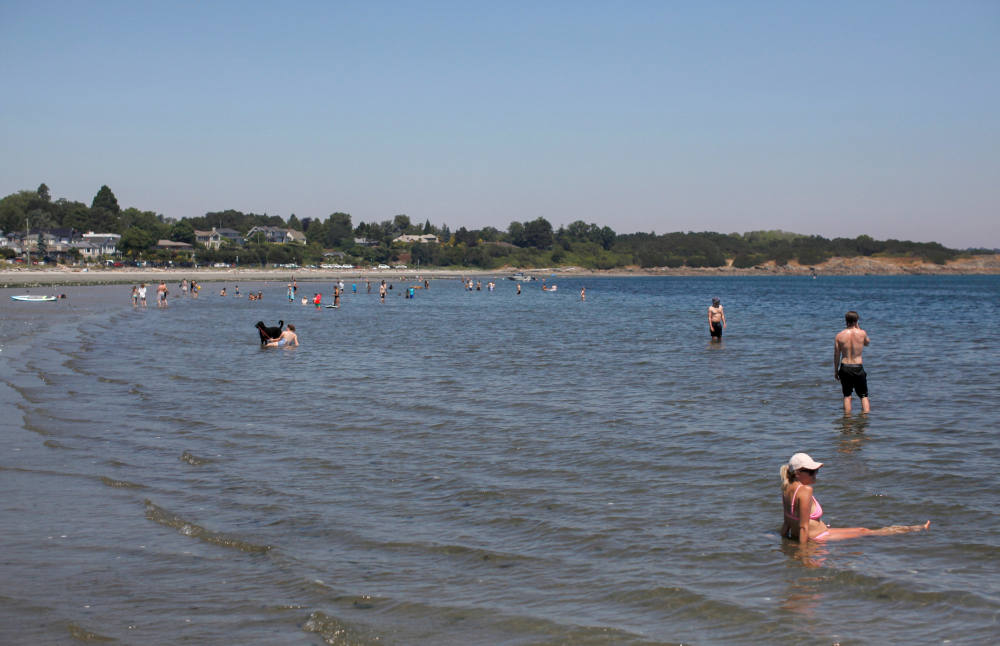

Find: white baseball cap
788;453;823;471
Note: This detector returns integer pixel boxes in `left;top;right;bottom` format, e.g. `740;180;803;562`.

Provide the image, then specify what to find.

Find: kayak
10;295;57;302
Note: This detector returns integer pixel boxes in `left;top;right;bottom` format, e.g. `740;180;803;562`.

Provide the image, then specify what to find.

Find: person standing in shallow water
835;310;871;414
708;297;725;340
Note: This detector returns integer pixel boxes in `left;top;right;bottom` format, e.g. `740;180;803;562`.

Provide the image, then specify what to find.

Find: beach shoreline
1;254;998;287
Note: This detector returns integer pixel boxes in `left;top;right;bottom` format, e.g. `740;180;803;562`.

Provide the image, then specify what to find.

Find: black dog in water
255;320;284;345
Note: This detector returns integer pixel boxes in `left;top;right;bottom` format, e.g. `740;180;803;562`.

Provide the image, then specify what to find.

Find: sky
1;1;997;248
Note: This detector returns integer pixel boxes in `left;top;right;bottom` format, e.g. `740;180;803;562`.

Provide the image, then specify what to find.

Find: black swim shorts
838;364;868;398
710;321;723;338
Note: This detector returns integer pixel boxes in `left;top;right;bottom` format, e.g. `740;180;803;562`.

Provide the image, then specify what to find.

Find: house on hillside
24;229;75;255
393;234;439;244
1;231;24;254
194;227;243;249
245;226;306;244
82;231;122;242
70;238;114;259
71;236;119;259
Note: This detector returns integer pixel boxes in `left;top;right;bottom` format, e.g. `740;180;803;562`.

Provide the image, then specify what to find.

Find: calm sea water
1;275;998;645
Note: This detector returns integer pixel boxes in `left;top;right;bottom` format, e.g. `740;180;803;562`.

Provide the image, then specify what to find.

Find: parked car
377;264;390;269
394;264;407;269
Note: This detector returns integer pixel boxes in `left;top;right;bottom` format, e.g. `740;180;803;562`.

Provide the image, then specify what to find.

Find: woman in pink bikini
780;452;930;544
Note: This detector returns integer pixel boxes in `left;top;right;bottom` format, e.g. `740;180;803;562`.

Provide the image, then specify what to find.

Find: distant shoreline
2;254;998;288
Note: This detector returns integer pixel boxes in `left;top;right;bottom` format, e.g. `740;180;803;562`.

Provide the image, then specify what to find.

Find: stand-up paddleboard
11;294;57;302
324;305;339;309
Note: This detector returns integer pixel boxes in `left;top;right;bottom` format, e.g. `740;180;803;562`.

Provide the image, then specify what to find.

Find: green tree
306;219;326;246
88;207;121;233
61;202;93;232
287;214;302;231
169;220;196;244
91;185;121;215
597;225;616;250
454;227;477;246
478;226;502;242
119;208;166;238
324;212;353;248
522;217;554;249
392;214;411;234
0;190;34;233
118;227;153;257
28;208;57;231
37;183;51;202
507;221;525;246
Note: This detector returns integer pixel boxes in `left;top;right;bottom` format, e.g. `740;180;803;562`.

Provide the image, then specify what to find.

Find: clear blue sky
2;1;997;247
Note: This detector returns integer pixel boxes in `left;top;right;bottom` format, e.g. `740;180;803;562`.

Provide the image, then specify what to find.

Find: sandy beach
2;254;998;288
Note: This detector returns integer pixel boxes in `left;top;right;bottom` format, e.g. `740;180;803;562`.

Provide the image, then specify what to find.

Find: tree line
1;183;987;268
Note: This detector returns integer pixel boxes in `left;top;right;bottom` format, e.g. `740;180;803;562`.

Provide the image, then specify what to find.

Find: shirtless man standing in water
835;310;871;413
707;297;725;341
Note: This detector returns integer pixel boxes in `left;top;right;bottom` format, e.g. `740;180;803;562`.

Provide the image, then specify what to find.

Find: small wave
66;623;115;642
143;499;271;554
379;539;537;568
180;451;213;466
100;476;145;489
96;376;130;386
301;610;383;645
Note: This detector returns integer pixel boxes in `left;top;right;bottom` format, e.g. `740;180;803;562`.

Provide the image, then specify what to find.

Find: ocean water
1;275;998;645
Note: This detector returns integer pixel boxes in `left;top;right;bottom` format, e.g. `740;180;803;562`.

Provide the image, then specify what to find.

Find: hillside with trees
1;183;989;269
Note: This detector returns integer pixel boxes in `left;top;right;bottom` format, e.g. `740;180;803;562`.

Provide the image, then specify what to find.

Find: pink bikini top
785;484;823;521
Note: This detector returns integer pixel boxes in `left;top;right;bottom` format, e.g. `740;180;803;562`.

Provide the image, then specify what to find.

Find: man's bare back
834;311;871;413
835;326;869;366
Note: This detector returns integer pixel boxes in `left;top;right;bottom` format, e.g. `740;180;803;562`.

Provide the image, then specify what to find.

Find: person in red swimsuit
780;452;930;544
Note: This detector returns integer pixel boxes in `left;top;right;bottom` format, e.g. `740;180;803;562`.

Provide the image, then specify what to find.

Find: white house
194;227;243;249
393;234;439;244
245;226;307;244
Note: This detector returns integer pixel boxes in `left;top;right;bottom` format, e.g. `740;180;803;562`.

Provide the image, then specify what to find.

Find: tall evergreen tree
91;185;121;215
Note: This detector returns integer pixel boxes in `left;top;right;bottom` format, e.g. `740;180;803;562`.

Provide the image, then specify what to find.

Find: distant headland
3;184;996;279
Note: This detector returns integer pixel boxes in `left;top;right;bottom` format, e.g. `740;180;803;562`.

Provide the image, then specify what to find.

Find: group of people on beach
709;298;871;415
132;275;928;547
131;279;202;309
705;297;929;543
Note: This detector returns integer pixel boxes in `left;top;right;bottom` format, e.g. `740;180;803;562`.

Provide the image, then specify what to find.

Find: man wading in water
707;297;725;341
835;310;871;414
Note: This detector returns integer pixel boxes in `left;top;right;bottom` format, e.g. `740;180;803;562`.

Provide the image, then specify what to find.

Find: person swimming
266;324;298;347
780;452;930;543
255;320;284;345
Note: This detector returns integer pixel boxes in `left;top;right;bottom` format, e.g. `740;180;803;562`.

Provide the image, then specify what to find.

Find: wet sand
1;254;998;287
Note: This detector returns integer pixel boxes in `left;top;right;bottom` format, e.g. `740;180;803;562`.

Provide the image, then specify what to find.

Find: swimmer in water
780;452;930;544
267;324;298;347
